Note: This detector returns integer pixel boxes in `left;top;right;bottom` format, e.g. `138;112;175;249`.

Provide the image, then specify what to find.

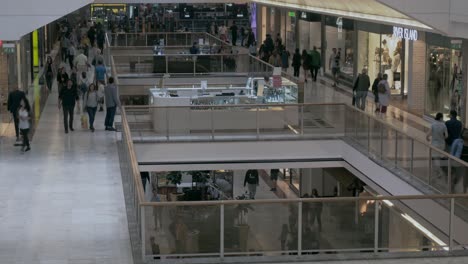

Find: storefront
297;12;321;53
425;33;463;119
356;22;410;96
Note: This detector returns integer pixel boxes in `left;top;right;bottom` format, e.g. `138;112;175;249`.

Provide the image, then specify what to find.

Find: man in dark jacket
353;68;371;110
7;87;26;142
244;169;259;199
58;79;80;133
309;46;321;82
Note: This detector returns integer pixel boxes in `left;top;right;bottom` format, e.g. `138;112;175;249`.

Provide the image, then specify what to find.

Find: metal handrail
124;102;468;168
140;193;468;206
121;108;146;204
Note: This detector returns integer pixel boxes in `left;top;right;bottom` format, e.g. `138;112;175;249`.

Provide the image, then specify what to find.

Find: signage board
393;26;418;41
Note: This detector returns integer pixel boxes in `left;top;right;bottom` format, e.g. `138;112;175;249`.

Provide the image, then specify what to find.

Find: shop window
425;46;462;117
325;19;354;82
357;30;407;94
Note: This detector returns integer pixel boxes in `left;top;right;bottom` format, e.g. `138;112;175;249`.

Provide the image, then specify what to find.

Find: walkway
0;72;133;263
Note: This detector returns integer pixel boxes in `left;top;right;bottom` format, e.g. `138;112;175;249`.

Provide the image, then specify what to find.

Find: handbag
39;74;45;85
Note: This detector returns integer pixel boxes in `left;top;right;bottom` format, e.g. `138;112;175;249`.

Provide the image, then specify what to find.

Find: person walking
329;48;340;87
230;21;238;46
68;43;76;70
371;73;382;112
309;46;321;82
74;52;89;74
7;87;26;143
18;98;31;152
427;112;449;180
84;83;99;132
445;110;463;151
58;79;80;134
56;67;69;91
353;68;371;110
45;56;54;92
104;77;121;131
244;169;259;199
426;112;448;151
95;60;107;85
377;74;390;114
302;49;311;83
60;35;70;62
292;48;301;78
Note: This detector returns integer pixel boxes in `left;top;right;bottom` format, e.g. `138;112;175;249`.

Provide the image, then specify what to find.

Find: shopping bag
352;95;356;106
81;114;88;129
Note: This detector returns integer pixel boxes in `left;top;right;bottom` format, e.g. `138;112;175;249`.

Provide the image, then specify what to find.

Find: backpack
378;82;386;93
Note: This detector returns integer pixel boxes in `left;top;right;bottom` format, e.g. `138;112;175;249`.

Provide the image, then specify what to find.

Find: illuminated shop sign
393;26;418;41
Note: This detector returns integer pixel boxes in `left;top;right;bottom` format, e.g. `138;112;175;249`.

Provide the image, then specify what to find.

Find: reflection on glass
426;46;462;118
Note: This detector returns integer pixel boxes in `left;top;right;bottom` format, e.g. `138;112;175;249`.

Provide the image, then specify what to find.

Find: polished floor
0;71;133;263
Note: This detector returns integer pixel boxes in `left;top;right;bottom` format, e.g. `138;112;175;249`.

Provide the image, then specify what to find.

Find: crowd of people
7;18;122;153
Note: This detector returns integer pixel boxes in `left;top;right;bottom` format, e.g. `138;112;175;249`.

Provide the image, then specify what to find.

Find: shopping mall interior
2;1;468;264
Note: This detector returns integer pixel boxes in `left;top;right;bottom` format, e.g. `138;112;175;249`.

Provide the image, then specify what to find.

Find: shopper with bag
372;73;382;112
377;74;390;114
84;83;99;132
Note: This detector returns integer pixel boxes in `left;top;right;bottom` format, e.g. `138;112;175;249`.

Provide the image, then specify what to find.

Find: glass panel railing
144;204;221;257
138;197;463;260
302;200;375;253
430;148;450;194
224;202;298;254
108;32;233;48
378;198;450;252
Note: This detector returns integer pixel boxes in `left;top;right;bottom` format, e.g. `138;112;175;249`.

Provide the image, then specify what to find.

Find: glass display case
247;77;299;104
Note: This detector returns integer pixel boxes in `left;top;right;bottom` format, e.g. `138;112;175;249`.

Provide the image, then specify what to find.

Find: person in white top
84;83;99;132
426;112;448;151
74;52;89;74
18;98;31;152
377;74;391;114
426;112;448;179
218;24;227;42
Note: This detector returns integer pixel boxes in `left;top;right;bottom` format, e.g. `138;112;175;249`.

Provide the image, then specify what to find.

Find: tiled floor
0;65;133;263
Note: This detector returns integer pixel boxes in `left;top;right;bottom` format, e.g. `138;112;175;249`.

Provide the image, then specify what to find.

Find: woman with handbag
45;56;54;92
377;74;390;114
84;83;98;132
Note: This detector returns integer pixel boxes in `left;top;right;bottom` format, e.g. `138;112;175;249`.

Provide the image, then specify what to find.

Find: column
407;33;427;114
461;40;468;126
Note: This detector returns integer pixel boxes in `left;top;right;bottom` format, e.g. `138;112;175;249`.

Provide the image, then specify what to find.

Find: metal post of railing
449;198;455;251
145;34;148;46
380;123;384;159
193;57;196;76
211;106;215;140
141;207;146;261
166;33;168;46
165;109;170;141
428;149;433;184
165;56;169;74
256;107;260;139
186;33;188;46
125;34;128;46
354;109;358;139
221;55;224;72
374;200;379;253
394;131;398;168
448;158;452;194
410;139;414;173
367;116;371;153
300;105;304;136
220;204;225;258
298;201;302;256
